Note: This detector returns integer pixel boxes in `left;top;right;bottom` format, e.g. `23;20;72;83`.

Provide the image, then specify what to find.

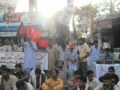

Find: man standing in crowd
0;68;18;90
57;61;69;89
42;69;63;90
30;68;46;90
88;41;100;71
66;42;77;75
78;38;90;77
57;40;68;70
95;74;119;90
14;63;28;81
87;70;100;89
22;36;37;75
46;41;57;78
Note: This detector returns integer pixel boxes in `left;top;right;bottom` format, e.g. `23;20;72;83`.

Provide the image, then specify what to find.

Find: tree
55;21;70;45
95;0;120;16
81;3;98;17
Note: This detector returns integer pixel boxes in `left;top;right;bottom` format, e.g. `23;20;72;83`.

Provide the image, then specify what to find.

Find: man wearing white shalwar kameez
88;41;100;72
23;37;37;75
67;43;77;75
57;45;68;69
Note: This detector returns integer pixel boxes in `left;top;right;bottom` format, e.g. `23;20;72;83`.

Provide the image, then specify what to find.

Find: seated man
57;61;69;89
1;68;18;90
68;76;78;90
99;66;119;84
87;70;100;89
30;64;45;77
77;76;93;90
42;69;63;90
0;65;7;75
104;48;114;60
95;74;119;90
13;80;33;90
13;63;28;81
108;66;119;84
29;68;46;90
73;70;81;79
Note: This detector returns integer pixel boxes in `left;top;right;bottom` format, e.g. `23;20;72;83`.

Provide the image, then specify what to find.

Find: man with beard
29;68;46;90
57;61;69;89
42;69;63;90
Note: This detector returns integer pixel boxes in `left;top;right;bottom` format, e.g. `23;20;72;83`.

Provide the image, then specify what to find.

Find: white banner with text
0;52;48;70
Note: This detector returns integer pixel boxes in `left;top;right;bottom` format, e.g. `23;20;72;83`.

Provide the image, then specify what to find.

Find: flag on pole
17;22;25;38
27;25;42;43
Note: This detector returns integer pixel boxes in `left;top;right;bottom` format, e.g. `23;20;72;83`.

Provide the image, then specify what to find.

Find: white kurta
67;49;77;74
57;45;68;69
88;46;100;71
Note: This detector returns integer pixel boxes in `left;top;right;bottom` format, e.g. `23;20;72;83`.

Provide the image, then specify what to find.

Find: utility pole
110;0;113;15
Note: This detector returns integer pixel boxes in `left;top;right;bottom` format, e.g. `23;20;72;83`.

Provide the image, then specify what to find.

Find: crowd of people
0;39;23;52
0;36;120;90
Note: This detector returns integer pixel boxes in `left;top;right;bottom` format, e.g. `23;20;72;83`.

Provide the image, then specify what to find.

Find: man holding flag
23;36;38;75
17;22;38;75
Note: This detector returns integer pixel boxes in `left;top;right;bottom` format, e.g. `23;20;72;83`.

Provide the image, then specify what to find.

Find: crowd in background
0;39;23;52
0;36;120;90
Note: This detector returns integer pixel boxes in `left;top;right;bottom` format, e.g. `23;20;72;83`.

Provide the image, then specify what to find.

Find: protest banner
0;52;48;70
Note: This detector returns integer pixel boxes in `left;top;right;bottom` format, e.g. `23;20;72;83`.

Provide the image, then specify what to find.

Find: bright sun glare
15;0;104;18
37;0;66;18
16;0;66;18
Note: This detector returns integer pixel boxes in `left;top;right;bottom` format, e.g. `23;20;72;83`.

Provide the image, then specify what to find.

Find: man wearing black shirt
99;66;119;85
14;63;28;81
108;66;119;84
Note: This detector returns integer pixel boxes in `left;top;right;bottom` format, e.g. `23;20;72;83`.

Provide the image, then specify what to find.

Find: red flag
27;25;42;43
17;22;25;37
38;40;48;48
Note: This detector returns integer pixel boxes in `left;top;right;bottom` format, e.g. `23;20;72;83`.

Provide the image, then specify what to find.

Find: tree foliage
55;21;70;45
81;3;98;17
95;0;120;16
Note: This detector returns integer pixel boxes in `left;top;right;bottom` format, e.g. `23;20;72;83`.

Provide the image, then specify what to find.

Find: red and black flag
17;22;26;38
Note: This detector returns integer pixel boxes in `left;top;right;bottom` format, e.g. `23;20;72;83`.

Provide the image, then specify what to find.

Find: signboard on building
0;32;17;37
96;20;112;30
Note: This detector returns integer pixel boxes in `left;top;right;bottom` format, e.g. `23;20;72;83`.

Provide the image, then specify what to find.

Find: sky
15;0;110;17
15;0;106;11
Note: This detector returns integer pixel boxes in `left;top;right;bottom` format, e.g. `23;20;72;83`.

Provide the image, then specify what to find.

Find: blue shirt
24;41;37;68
